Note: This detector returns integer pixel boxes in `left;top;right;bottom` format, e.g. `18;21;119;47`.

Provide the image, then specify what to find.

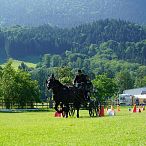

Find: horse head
46;74;63;90
46;74;56;90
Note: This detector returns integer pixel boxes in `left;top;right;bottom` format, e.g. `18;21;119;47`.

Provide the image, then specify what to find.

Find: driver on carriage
74;70;92;101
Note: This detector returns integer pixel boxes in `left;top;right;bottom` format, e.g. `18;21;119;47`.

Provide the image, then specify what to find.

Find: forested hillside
0;19;146;65
0;0;146;27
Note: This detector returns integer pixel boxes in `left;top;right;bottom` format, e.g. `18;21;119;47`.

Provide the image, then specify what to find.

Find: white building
119;94;134;105
123;87;146;95
119;87;146;105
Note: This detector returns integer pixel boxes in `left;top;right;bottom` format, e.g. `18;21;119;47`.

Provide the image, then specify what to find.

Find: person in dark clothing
74;70;89;101
74;70;87;88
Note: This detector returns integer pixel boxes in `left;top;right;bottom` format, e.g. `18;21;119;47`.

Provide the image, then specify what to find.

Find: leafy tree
51;67;74;85
1;60;40;108
31;67;48;101
50;55;62;67
136;66;146;78
0;66;3;98
134;76;146;88
92;74;117;104
1;60;15;108
18;62;29;71
42;54;52;68
15;70;40;108
115;70;134;94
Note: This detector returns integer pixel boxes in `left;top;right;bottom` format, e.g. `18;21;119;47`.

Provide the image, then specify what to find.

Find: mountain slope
1;19;146;59
0;0;146;27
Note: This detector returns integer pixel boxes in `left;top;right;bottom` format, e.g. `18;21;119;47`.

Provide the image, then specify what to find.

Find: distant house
118;87;146;105
123;87;146;95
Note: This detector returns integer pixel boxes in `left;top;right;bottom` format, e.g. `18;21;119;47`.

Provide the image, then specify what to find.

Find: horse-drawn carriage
46;75;99;118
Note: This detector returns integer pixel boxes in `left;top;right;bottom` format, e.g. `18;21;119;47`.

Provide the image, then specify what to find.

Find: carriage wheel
69;106;75;117
88;101;95;117
89;108;94;117
95;107;99;117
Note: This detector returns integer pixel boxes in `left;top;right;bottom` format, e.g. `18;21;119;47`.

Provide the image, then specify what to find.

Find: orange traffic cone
99;105;104;117
117;105;120;112
133;104;137;113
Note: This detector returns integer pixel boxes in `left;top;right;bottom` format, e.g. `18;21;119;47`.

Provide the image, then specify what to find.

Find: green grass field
0;107;146;146
0;59;36;70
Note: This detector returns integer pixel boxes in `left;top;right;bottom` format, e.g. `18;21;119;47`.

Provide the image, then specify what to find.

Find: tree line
30;54;146;101
1;59;146;106
0;19;146;65
0;60;40;109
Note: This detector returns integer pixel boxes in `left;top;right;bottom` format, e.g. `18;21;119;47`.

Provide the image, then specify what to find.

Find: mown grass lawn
0;59;36;70
0;107;146;146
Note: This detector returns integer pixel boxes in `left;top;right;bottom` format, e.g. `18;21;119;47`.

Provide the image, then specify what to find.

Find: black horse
46;76;86;118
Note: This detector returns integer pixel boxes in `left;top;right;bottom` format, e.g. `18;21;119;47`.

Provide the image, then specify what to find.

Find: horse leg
76;104;80;118
77;107;79;118
74;102;80;118
64;104;68;118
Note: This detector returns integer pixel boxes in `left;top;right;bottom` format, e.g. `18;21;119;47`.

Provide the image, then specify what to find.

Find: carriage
46;75;99;118
68;98;98;117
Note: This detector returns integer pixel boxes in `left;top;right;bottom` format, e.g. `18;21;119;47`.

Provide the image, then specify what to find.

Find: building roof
123;87;146;95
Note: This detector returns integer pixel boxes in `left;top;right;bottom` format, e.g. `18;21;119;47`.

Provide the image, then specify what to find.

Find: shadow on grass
0;108;55;113
73;111;133;119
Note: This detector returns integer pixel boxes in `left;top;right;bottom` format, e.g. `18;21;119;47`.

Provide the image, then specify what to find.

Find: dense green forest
1;19;146;63
1;19;146;100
